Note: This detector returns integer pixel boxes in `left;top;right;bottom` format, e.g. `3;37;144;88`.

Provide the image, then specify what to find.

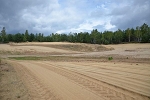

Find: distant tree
90;29;100;44
148;27;150;42
37;33;44;42
135;26;141;42
54;33;61;42
61;34;68;42
0;27;6;43
126;28;131;42
24;30;29;42
103;31;113;44
113;29;123;44
7;34;14;42
1;23;149;44
101;34;108;44
34;33;38;41
29;33;35;42
14;33;23;43
130;28;135;42
140;23;149;42
73;33;78;42
77;32;84;42
65;33;74;42
83;32;90;43
23;34;26;42
44;35;53;42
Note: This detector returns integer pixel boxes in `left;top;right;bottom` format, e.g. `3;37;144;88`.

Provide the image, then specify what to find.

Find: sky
0;0;150;35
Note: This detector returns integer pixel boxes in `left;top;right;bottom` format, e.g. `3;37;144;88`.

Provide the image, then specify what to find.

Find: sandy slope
10;60;150;100
74;43;150;58
0;43;78;54
1;43;150;58
104;43;150;58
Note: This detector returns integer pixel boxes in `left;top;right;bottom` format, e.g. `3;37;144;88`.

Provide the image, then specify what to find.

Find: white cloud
104;21;116;30
17;1;83;34
56;19;116;33
0;0;150;34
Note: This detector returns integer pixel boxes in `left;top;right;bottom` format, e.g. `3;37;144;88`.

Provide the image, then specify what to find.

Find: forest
0;23;150;44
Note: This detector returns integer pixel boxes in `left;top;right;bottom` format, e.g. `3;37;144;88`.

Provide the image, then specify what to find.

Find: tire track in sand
10;61;60;100
35;61;150;100
11;61;103;100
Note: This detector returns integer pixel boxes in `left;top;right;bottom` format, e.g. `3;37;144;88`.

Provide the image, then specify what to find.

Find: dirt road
10;60;150;100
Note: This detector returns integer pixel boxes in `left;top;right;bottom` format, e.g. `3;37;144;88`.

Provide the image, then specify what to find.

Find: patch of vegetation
9;56;63;61
0;50;21;55
0;58;1;65
9;56;41;60
9;56;68;61
8;56;108;62
108;56;113;60
0;62;30;100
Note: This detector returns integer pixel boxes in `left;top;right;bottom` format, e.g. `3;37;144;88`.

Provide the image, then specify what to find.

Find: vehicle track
34;61;150;100
10;61;60;100
56;62;150;96
9;60;150;100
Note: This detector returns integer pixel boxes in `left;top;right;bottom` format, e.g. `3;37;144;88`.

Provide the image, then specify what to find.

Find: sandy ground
0;42;79;55
9;60;150;100
0;42;150;100
0;42;150;58
0;61;30;100
73;43;150;58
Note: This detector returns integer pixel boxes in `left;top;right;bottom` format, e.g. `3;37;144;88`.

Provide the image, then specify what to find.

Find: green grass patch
9;56;108;62
108;56;113;60
9;56;70;61
9;56;41;60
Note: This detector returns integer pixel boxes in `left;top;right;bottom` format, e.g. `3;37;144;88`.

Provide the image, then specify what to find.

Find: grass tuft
108;56;113;60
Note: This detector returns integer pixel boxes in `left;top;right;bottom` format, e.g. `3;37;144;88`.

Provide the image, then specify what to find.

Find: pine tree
0;27;6;43
24;30;29;42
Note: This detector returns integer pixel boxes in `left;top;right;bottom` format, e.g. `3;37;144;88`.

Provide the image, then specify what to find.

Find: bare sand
9;60;150;100
73;43;150;58
0;42;150;100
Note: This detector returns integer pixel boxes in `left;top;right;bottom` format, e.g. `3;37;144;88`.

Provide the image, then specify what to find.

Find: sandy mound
9;42;112;52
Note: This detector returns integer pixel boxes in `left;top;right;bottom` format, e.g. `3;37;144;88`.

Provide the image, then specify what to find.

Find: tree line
0;23;150;44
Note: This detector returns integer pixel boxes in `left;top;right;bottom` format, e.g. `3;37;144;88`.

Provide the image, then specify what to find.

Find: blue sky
0;0;150;35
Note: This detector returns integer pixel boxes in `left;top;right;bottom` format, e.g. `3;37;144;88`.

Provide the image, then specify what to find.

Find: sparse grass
9;56;60;60
0;50;21;55
9;56;41;60
0;62;30;100
0;58;1;65
108;56;113;60
0;57;1;76
9;56;108;62
9;56;75;61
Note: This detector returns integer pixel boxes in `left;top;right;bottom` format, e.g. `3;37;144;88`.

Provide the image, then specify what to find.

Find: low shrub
108;56;113;60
